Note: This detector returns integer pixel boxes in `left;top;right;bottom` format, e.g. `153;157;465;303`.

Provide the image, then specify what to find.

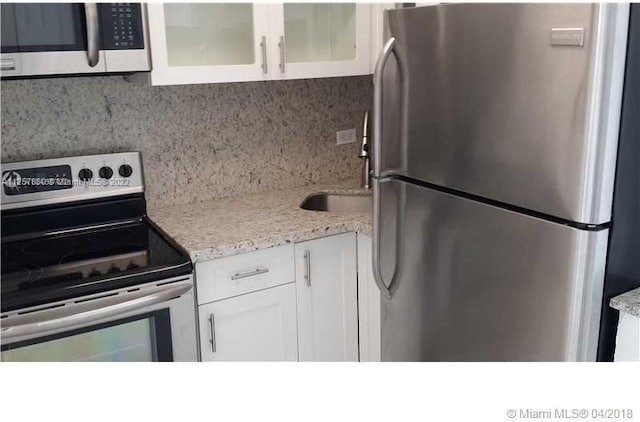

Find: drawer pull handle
231;268;269;280
1;59;15;71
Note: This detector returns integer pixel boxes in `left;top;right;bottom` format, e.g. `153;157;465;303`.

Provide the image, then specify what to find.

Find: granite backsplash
1;75;372;207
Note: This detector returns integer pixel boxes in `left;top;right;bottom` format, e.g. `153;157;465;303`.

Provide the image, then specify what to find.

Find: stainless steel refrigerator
371;3;630;361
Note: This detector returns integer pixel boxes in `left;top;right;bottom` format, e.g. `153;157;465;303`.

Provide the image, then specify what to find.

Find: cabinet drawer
195;244;295;304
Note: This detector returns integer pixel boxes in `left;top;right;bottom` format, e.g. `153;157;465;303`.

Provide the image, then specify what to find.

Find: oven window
0;3;86;53
0;310;173;362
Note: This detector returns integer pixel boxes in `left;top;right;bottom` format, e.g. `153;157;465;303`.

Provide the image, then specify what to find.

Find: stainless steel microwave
1;3;150;78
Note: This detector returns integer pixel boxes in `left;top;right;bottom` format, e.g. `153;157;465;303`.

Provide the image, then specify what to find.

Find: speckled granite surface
148;179;371;262
1;75;372;208
610;288;640;318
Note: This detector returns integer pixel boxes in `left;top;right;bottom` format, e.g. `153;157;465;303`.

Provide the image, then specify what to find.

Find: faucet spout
359;110;371;189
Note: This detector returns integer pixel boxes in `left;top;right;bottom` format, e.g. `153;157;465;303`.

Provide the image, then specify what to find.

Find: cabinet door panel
148;3;271;85
357;233;381;362
269;3;371;80
283;3;356;63
295;233;358;361
198;283;298;361
164;3;256;67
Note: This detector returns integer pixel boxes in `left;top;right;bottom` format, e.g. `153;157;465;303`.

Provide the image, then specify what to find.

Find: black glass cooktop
1;219;192;312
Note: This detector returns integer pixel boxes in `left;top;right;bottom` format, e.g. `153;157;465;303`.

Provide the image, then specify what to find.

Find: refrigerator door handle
372;178;404;300
372;36;396;178
372;36;403;300
372;178;393;299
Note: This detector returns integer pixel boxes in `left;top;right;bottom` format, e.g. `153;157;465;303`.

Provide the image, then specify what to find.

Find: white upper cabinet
147;3;271;85
147;3;372;86
269;3;371;80
369;3;396;73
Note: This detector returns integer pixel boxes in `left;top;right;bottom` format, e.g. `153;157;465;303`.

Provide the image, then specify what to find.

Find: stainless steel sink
300;193;372;213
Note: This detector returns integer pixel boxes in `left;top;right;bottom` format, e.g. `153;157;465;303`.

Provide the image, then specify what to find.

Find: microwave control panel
100;3;145;50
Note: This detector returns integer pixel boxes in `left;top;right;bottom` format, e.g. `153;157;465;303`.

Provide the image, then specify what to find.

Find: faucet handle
359;110;370;159
359;140;369;159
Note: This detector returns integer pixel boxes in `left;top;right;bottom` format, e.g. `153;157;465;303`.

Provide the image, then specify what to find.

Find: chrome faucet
359;110;371;189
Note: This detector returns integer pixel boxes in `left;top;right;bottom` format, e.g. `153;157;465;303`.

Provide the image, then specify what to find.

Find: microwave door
0;3;106;77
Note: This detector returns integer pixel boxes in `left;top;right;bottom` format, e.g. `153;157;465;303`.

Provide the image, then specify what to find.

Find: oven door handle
0;281;192;342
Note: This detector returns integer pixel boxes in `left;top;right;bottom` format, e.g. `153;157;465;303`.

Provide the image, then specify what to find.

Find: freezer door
376;179;608;361
378;4;628;224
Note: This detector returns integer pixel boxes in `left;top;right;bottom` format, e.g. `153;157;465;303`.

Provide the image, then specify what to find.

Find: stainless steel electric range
0;152;197;362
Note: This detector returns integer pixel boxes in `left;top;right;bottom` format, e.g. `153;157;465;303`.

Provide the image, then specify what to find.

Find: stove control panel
1;152;144;210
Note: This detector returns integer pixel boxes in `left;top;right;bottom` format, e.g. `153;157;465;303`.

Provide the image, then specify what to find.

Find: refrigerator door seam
393;175;611;232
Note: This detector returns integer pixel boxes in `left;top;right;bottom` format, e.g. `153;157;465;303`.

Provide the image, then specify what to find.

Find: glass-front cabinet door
146;3;372;85
269;3;371;80
147;3;271;85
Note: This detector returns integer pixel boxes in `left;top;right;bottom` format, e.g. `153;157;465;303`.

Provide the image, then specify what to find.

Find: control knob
99;166;113;179
118;164;133;178
78;168;93;181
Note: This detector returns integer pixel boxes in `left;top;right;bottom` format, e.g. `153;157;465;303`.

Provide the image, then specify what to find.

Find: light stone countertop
610;287;640;318
148;179;372;263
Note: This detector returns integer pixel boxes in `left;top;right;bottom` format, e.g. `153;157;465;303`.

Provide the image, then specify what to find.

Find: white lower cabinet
198;283;298;361
614;312;640;361
194;233;360;362
356;233;381;362
295;233;359;361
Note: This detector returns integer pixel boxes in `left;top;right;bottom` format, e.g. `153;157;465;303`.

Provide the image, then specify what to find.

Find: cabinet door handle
260;35;268;74
304;250;311;287
231;268;269;280
209;313;217;353
278;35;285;73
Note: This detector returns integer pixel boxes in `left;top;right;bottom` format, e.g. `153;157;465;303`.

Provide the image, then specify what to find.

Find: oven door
0;3;149;77
0;277;197;362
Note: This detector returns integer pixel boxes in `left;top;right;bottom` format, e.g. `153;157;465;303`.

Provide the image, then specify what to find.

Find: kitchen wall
1;75;372;207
